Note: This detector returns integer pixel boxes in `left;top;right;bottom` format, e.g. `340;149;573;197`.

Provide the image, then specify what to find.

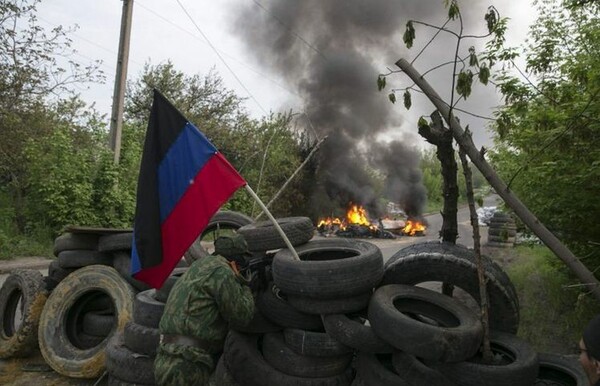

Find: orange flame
403;219;426;236
317;204;377;231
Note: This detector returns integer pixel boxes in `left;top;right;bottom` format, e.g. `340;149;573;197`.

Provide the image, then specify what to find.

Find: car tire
368;284;483;362
237;217;314;252
383;242;519;334
0;270;48;358
38;265;134;378
321;313;393;354
433;331;539;386
273;239;383;299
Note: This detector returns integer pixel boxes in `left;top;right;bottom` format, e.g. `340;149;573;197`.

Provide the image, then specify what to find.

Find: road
374;194;500;261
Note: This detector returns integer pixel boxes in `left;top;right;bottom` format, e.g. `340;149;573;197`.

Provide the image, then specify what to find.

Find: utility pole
109;0;134;164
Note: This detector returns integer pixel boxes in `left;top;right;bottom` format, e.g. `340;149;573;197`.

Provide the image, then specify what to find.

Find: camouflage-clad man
154;234;255;386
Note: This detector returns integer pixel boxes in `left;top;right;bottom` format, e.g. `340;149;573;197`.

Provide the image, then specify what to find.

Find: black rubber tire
433;331;539;386
105;333;155;385
488;227;517;237
107;374;154;386
368;284;483;362
237;216;315;252
223;331;353;386
383;241;519;311
535;353;588;386
214;355;241;386
257;283;323;331
321;313;393;354
43;275;60;292
230;307;282;334
185;210;254;263
53;232;99;256
0;270;48;358
123;321;159;357
354;352;411;386
287;292;372;315
133;289;165;328
273;239;383;299
82;309;115;336
38;265;134;379
383;241;519;334
490;212;514;221
112;252;152;292
57;249;113;269
77;332;106;349
98;232;133;252
488;235;516;243
283;328;352;357
391;351;456;386
262;332;352;378
154;267;188;303
48;260;77;282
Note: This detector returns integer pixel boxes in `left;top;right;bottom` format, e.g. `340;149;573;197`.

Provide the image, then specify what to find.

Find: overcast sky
36;0;537;150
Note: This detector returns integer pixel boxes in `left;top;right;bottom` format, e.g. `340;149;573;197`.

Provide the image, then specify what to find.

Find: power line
174;0;268;115
135;0;301;98
249;0;326;60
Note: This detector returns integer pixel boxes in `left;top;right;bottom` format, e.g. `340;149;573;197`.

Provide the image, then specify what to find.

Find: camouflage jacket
158;254;255;366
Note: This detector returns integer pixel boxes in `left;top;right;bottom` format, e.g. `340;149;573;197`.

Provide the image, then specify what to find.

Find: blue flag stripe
158;122;217;223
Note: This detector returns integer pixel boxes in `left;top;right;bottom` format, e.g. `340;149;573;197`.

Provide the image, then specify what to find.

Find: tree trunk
419;111;458;296
459;148;492;362
396;58;600;302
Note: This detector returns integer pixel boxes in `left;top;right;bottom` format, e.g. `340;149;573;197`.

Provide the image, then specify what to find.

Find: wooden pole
396;58;600;302
254;135;328;221
245;185;301;261
109;0;134;164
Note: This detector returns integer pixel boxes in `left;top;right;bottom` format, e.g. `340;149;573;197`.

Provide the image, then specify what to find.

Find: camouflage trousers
154;350;212;386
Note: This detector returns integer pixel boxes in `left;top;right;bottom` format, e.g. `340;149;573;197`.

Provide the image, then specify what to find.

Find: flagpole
244;184;301;261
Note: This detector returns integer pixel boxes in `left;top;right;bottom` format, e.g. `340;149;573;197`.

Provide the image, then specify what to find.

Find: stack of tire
220;217;372;385
39;230;141;380
487;211;517;248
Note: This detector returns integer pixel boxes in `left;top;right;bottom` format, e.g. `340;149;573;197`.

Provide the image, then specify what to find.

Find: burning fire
317;204;427;236
317;204;377;231
402;219;426;236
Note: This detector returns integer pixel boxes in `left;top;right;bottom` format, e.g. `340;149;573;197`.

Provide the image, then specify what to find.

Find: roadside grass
0;228;53;260
506;244;598;355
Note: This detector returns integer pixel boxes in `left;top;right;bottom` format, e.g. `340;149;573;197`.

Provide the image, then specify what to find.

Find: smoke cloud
230;0;487;219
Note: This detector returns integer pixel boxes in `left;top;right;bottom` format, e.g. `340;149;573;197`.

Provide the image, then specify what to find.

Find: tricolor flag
131;90;246;288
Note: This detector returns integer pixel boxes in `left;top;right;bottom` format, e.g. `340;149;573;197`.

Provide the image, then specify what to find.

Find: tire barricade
0;213;584;385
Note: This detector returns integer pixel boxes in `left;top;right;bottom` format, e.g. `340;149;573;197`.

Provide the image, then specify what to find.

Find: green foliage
447;1;460;20
455;70;474;99
125;62;308;218
402;90;411;109
489;0;600;270
377;75;386;91
507;245;597;353
388;92;396;104
403;21;415;49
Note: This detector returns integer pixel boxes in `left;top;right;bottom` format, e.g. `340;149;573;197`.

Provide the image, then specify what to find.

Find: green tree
124;62;309;218
0;0;102;231
489;0;600;262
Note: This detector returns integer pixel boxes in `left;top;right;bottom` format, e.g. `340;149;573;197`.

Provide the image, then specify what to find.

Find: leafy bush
507;245;597;354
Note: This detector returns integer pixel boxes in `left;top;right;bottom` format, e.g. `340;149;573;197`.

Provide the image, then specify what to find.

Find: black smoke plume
230;0;462;219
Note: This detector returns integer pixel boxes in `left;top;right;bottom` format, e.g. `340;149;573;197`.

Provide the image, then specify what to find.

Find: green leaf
448;1;460;20
377;75;387;91
388;92;396;104
456;70;474;99
484;7;498;33
478;65;490;85
403;21;415;49
469;46;478;67
403;90;411;109
418;117;429;128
